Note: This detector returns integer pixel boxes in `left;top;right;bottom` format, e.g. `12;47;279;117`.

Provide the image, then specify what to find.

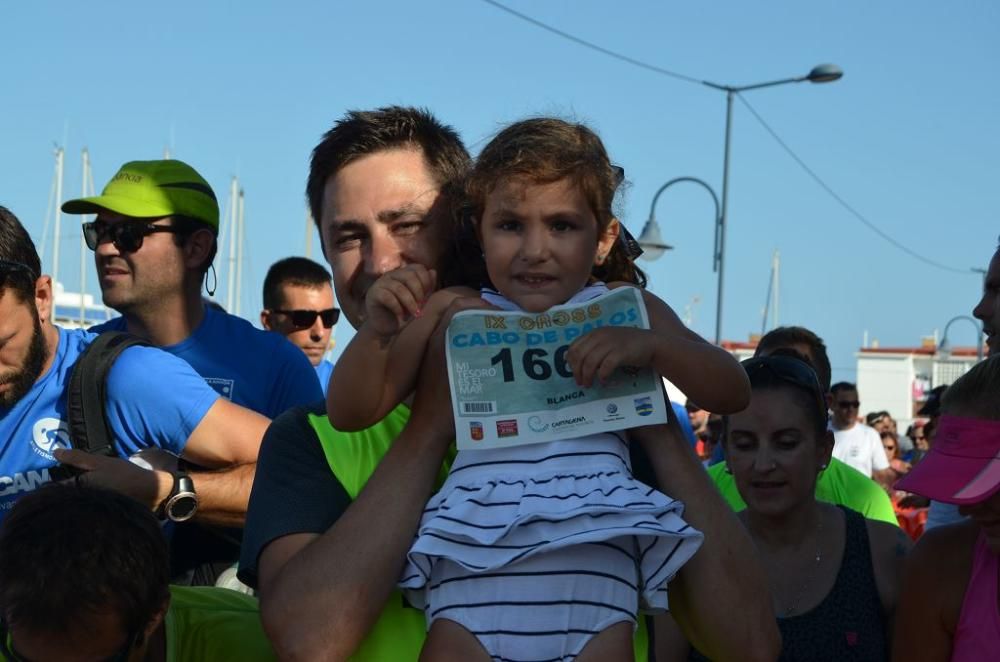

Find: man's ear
260;310;273;330
33;275;53;323
183;228;216;271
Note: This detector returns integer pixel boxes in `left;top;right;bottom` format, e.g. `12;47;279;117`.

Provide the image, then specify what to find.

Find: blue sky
3;1;996;382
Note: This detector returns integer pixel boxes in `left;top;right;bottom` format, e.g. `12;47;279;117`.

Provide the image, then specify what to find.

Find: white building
856;340;983;430
51;282;115;330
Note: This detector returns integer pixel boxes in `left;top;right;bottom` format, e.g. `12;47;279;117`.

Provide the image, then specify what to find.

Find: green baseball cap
62;159;219;233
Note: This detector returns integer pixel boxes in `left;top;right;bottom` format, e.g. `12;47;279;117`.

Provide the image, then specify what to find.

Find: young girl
328;118;751;660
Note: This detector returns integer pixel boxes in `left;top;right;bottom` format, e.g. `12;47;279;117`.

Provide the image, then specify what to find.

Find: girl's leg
576;621;634;662
419;618;492;662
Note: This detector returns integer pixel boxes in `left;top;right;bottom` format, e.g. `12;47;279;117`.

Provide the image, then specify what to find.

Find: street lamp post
642;177;722;342
640;64;843;345
938;315;985;362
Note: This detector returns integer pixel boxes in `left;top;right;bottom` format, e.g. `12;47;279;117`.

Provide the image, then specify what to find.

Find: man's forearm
634;420;780;662
188;462;255;527
262;420;450;660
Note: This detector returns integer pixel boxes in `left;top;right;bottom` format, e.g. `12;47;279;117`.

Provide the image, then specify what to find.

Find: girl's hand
364;265;437;338
565;326;657;388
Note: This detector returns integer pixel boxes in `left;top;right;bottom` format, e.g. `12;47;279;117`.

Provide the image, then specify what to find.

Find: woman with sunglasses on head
657;351;911;661
892;356;1000;661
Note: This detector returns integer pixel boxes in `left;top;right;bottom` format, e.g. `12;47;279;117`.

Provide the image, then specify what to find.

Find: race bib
446;287;668;449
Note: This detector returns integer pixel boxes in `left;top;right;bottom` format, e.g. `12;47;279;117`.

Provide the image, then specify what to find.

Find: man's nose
309;316;326;340
94;236;119;258
972;292;989;322
367;232;405;276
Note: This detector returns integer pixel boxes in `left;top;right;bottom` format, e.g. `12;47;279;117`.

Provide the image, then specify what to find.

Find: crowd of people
0;105;997;661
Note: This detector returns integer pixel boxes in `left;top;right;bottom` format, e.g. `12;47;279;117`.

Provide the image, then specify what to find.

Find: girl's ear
595;218;621;265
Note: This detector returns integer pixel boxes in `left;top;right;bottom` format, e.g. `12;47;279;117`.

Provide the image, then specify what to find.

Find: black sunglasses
0;617;136;662
836;400;861;409
82;220;186;253
741;355;827;416
271;307;340;329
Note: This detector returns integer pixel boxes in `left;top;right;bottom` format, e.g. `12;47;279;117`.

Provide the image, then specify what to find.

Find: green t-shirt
165;586;275;662
706;457;898;525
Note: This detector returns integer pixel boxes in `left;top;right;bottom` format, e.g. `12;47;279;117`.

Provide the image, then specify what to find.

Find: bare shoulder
907;520;978;574
866;518;913;559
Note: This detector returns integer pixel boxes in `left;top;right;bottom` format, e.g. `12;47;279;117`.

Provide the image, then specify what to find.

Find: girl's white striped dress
399;284;704;661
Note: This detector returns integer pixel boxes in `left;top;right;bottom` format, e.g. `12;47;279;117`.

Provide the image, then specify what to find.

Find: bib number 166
490;346;572;382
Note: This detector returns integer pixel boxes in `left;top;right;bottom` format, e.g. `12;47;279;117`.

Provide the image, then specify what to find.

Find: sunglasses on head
82;219;185;253
272;307;340;329
741;355;827;415
836;400;861;409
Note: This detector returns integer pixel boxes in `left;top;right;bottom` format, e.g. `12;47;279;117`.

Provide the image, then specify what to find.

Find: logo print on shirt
31;418;71;461
205;377;235;400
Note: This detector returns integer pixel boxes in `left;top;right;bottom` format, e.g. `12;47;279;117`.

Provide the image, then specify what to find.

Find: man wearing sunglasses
261;257;339;396
60;160;323;581
0;205;267;527
830;381;894;485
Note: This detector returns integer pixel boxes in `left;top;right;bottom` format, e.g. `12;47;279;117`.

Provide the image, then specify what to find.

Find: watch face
168;495;198;522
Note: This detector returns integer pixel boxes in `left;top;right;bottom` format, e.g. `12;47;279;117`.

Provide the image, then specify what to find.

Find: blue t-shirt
0;326;219;518
315;360;334;397
94;306;322;419
671;401;697;448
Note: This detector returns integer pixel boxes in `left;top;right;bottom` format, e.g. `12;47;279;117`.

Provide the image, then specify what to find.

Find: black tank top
690;506;887;661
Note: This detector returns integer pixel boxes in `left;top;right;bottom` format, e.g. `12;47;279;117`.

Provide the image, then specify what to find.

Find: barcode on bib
462;401;496;414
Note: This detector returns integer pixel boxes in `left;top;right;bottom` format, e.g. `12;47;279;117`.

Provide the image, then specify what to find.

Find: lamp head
637;218;673;262
807;64;843;84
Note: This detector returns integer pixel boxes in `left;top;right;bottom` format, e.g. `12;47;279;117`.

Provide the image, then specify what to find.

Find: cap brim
61;195;174;218
895;448;1000;504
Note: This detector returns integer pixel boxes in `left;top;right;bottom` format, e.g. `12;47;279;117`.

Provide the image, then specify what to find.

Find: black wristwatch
159;472;199;522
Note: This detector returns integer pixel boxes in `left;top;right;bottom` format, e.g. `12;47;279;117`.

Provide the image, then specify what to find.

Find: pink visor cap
895;415;1000;505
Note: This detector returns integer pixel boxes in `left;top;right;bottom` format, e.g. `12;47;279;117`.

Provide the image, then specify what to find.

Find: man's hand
53;449;173;511
364;265;437;338
564;327;656;388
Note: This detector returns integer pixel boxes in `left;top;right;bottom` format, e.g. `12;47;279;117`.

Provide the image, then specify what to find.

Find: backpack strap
66;331;150;457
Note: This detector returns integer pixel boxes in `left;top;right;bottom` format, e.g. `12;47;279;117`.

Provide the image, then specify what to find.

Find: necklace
755;508;823;618
777;509;825;617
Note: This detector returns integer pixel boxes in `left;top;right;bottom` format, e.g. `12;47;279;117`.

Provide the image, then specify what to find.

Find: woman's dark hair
440;117;646;290
0;485;170;637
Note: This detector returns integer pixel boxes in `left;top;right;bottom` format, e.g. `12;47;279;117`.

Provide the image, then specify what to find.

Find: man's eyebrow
326;219;368;233
376;203;427;224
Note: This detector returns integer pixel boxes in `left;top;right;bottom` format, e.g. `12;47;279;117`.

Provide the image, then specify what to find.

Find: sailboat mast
226;177;238;312
52;147;64;315
79;148;91;326
772;250;780;330
305;208;313;259
235;188;245;317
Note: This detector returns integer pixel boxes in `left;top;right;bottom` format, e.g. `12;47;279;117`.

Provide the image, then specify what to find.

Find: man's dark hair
0;485;169;637
262;256;332;309
0;206;41;303
306;106;470;233
830;381;857;396
755;326;832;393
170;215;218;276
